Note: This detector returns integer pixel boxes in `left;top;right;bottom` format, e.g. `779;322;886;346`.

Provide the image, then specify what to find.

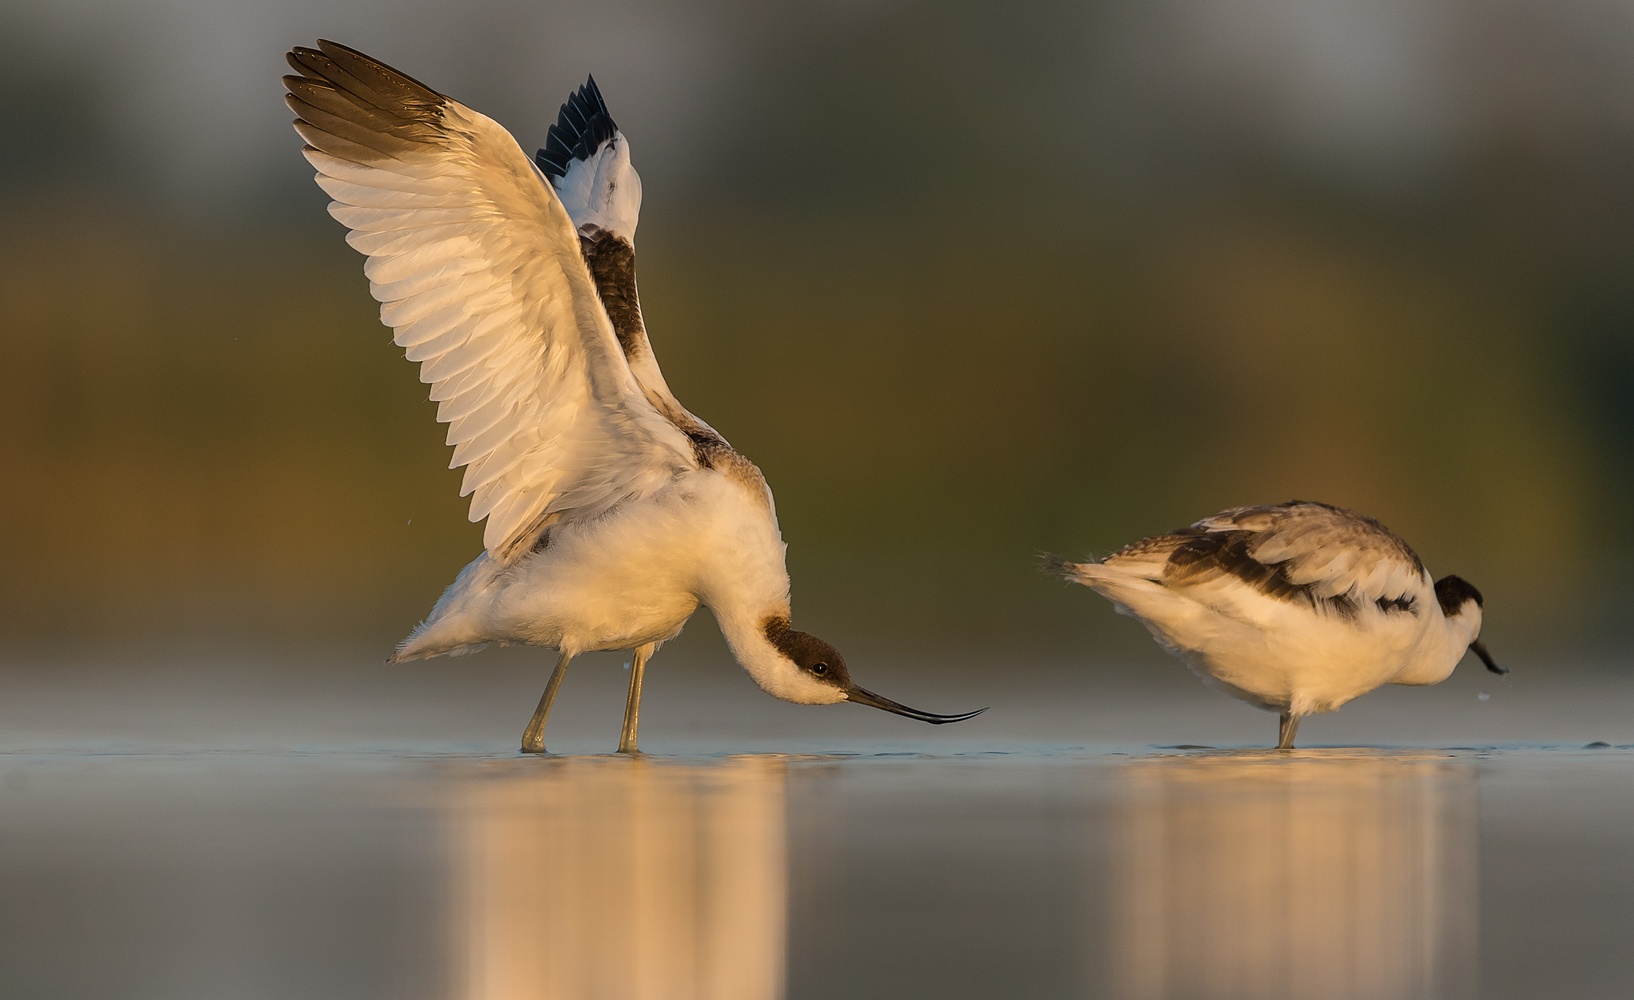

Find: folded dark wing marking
1105;501;1428;618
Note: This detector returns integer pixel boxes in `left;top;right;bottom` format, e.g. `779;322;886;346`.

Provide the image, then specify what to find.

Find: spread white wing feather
285;42;695;561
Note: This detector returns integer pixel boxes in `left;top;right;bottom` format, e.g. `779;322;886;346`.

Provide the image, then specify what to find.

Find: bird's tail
1042;551;1178;621
388;629;489;664
1041;552;1102;585
385;552;502;663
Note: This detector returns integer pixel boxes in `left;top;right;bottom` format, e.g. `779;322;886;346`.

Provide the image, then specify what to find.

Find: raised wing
284;40;696;560
1107;501;1430;619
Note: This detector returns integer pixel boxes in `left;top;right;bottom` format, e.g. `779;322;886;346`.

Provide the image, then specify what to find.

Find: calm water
3;655;1633;999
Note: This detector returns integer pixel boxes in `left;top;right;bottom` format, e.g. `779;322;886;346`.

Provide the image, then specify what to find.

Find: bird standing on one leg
1048;501;1504;749
283;41;983;753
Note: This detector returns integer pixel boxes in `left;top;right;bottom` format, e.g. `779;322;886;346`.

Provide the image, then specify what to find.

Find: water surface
3;657;1632;998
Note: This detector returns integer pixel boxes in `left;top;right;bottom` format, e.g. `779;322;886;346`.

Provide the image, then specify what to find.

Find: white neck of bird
1439;603;1483;660
694;487;836;703
1400;602;1484;685
713;606;839;705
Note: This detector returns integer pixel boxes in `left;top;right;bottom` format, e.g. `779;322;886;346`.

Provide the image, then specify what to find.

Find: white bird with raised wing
1049;501;1503;748
283;40;983;753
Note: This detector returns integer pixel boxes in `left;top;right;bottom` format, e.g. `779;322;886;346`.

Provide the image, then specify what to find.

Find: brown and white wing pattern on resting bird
1104;501;1431;625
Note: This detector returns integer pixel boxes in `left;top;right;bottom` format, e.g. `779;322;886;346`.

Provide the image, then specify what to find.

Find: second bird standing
1050;500;1503;748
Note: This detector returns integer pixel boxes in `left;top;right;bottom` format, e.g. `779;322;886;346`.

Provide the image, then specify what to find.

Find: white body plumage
396;466;840;705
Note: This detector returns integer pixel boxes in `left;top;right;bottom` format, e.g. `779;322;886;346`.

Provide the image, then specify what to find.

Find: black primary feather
535;76;619;181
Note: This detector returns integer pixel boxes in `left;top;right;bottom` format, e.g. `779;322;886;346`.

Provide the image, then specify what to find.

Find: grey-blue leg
1277;712;1301;750
521;651;573;754
617;643;656;754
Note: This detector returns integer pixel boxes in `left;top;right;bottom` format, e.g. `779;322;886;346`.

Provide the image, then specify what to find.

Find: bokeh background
5;0;1634;676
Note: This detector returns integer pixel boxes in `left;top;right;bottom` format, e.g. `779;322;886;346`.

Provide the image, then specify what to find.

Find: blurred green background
4;0;1633;664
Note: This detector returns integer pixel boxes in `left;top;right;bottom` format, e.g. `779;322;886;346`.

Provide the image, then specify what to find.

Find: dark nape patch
1376;594;1419;616
535;76;618;180
1434;575;1484;616
761;614;793;646
1165;530;1358;620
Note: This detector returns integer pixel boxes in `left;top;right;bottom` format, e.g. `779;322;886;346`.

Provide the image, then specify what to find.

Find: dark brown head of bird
1435;575;1505;675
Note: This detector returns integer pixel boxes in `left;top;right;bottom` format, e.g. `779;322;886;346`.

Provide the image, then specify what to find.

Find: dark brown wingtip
313;39;445;106
282;40;449;161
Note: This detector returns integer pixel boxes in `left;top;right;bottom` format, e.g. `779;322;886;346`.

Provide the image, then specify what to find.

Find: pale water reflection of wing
1109;751;1478;1000
453;757;786;1000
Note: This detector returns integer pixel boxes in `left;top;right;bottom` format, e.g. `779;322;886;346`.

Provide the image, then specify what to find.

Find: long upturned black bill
1470;639;1506;675
846;686;987;725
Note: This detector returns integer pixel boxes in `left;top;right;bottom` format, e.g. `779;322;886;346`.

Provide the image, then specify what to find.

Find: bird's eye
811;662;829;676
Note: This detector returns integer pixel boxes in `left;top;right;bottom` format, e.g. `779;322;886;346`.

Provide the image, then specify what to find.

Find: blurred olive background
4;0;1634;664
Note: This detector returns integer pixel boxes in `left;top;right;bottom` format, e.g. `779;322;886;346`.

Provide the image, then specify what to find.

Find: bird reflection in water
1108;751;1478;1000
453;756;786;1000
